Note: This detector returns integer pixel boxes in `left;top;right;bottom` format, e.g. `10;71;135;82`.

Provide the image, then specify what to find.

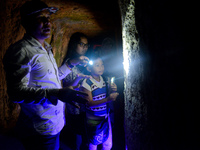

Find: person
60;32;91;150
2;1;89;150
80;56;119;150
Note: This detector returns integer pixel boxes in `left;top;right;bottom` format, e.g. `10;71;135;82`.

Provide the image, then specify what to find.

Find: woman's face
76;37;89;56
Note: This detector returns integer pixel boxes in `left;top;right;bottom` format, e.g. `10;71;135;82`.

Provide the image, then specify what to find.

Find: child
80;56;119;150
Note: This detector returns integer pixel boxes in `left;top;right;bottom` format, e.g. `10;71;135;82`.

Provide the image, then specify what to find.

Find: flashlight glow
123;49;129;74
89;60;93;65
111;77;115;84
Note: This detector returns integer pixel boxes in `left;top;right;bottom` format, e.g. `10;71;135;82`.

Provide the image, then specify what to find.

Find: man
3;0;89;150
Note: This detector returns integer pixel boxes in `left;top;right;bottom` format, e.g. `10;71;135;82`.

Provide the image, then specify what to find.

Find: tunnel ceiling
44;0;122;65
48;0;121;38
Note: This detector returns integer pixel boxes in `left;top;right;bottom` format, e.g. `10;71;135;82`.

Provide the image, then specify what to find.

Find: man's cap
20;0;58;18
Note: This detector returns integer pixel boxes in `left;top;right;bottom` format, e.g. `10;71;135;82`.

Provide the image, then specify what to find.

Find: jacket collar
23;33;51;50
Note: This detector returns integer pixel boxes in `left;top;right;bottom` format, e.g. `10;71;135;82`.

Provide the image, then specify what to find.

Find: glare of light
89;60;93;65
123;49;129;75
111;77;115;84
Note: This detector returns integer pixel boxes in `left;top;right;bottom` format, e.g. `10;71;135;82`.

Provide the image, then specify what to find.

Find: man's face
28;9;52;40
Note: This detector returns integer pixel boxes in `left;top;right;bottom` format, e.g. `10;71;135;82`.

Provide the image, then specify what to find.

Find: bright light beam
123;48;129;75
111;77;115;84
89;60;93;65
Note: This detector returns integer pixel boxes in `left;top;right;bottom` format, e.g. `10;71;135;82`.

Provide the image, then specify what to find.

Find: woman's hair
62;32;88;65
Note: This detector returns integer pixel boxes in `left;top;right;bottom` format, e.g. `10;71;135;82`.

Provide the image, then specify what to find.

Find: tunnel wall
0;0;198;149
119;0;197;150
0;0;24;133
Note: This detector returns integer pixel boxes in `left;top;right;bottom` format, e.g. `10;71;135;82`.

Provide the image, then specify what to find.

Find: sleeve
62;66;81;87
58;62;72;80
3;46;58;105
62;72;72;87
81;79;92;91
62;62;74;87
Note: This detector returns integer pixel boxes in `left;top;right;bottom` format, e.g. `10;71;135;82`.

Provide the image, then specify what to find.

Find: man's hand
58;87;88;106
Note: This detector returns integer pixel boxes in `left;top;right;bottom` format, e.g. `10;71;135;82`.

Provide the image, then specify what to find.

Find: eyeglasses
78;42;90;48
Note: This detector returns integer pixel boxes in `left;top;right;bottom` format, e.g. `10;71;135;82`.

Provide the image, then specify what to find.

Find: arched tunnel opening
0;0;198;150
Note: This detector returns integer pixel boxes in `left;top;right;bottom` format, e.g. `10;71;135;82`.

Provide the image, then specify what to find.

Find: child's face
91;58;104;76
76;37;88;56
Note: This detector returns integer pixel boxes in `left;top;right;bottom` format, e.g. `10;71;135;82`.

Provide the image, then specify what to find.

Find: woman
61;32;91;150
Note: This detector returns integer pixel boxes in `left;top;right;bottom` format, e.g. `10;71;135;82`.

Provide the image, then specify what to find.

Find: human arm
58;56;89;80
47;87;88;106
79;86;119;108
63;73;92;87
3;46;88;105
68;55;89;67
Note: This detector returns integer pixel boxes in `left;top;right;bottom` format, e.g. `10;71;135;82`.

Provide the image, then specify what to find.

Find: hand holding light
108;77;117;93
111;77;115;84
110;82;117;92
68;56;89;67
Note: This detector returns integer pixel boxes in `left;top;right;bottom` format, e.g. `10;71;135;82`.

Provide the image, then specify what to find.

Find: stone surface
0;0;198;149
119;0;198;149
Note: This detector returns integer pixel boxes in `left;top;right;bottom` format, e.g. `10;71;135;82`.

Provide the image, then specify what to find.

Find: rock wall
119;0;145;149
119;0;197;149
0;0;25;133
0;0;198;149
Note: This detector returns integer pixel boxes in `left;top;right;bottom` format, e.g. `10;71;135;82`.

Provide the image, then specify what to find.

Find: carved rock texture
0;0;198;149
119;0;197;149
